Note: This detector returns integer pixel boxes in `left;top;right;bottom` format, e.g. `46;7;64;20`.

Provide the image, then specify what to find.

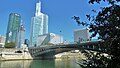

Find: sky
0;0;108;42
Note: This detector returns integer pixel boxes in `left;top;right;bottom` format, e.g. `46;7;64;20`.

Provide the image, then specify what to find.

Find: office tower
74;28;90;43
30;1;48;47
18;24;25;48
5;13;21;46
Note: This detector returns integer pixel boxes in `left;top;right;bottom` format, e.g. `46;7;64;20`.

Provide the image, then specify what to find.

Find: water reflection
55;59;81;68
30;60;55;68
0;60;31;68
0;59;81;68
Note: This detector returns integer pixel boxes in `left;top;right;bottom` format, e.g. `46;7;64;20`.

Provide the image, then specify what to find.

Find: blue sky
0;0;108;42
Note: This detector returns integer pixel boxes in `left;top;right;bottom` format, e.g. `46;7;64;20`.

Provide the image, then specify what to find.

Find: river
0;59;82;68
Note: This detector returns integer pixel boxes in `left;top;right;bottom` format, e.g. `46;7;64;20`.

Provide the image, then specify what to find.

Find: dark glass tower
5;13;21;46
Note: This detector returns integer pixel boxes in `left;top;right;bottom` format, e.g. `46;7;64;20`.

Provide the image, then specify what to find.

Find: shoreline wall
0;48;86;60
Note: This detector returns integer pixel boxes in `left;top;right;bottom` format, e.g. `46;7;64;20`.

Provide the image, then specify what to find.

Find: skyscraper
30;1;48;47
18;24;25;48
5;13;21;46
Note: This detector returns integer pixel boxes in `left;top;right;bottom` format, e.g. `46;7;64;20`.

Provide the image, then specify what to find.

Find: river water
0;59;82;68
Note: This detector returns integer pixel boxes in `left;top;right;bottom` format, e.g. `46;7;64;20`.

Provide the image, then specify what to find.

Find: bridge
28;40;106;59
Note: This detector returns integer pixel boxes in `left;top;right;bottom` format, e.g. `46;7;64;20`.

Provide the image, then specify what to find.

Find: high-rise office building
30;1;48;47
74;28;90;43
18;24;25;48
5;13;21;46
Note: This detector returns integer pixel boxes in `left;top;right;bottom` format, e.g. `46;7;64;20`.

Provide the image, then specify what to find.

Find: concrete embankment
55;51;86;59
0;48;86;60
0;48;33;60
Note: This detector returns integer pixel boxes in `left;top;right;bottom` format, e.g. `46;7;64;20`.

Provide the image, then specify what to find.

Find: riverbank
0;48;33;61
55;51;86;59
0;48;86;60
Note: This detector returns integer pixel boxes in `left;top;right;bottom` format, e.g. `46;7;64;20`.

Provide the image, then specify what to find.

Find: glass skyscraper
30;1;48;47
5;13;21;46
18;24;25;48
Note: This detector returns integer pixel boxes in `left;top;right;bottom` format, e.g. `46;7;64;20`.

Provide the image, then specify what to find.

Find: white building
37;33;63;46
0;35;6;47
30;1;48;47
74;28;90;43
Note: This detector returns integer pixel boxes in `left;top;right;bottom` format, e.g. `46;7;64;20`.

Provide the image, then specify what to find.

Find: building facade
5;13;21;46
30;1;48;47
18;24;25;48
0;35;6;47
37;33;63;46
74;28;90;43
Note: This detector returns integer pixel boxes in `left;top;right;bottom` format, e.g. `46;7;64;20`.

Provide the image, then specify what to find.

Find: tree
73;0;120;68
5;42;16;48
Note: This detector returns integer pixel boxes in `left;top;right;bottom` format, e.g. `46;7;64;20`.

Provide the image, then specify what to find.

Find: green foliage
5;42;16;48
73;0;120;68
88;0;120;4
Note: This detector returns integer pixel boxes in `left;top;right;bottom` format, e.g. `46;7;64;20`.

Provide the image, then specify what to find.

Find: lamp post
60;30;61;44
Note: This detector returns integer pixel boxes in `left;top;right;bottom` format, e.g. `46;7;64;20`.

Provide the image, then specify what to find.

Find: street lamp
60;30;61;44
